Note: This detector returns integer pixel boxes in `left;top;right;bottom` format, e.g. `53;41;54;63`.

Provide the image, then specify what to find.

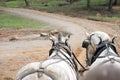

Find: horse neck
90;46;119;68
91;44;119;65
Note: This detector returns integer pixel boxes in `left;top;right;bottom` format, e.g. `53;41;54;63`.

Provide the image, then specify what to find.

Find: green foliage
4;0;25;7
0;11;46;29
89;16;120;22
1;0;119;8
0;0;119;22
29;0;69;10
0;0;116;9
89;0;108;5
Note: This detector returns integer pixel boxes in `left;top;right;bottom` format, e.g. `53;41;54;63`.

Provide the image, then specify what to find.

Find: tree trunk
66;0;78;4
69;0;72;4
113;0;117;5
108;0;113;11
87;0;90;9
24;0;29;6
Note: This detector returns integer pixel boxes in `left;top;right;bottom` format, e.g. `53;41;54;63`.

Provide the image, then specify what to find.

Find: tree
113;0;117;5
24;0;29;6
108;0;113;11
3;0;15;2
66;0;78;4
87;0;90;9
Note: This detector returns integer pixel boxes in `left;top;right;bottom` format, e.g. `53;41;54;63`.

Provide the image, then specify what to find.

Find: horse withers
15;32;80;80
82;31;120;80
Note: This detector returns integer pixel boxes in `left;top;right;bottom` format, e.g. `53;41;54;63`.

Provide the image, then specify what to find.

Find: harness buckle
38;62;45;78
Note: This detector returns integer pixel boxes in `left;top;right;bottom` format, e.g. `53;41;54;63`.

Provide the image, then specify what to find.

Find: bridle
82;34;119;66
50;42;86;70
91;42;116;62
49;41;87;78
49;42;72;57
49;42;77;69
49;42;81;79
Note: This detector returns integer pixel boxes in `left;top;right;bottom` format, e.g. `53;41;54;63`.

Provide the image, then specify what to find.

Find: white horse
82;31;120;80
15;32;80;80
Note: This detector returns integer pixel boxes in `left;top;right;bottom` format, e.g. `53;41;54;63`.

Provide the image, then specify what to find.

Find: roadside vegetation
0;10;47;29
0;0;120;22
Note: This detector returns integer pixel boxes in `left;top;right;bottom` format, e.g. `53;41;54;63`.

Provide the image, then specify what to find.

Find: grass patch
88;16;120;22
88;0;108;5
2;0;25;8
0;0;120;22
29;0;69;11
0;10;47;29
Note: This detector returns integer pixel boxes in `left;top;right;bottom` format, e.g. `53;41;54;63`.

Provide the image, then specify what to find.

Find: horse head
82;31;111;65
49;32;72;56
49;32;70;46
82;31;120;80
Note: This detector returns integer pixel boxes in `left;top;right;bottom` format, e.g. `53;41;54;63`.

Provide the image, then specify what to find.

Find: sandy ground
0;7;120;80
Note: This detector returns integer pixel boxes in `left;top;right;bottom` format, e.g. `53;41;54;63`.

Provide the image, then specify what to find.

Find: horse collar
91;45;106;64
91;42;119;65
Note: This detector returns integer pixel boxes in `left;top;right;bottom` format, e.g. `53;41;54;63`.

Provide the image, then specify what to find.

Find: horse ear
65;34;70;41
98;35;102;44
112;35;117;43
49;33;56;42
86;32;90;37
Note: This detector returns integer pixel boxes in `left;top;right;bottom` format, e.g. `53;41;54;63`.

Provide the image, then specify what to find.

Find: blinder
82;40;89;48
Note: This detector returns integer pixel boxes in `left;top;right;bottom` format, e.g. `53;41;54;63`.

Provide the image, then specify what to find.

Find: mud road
0;7;120;80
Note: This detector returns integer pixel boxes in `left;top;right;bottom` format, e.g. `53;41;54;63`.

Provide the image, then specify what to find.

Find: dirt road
0;7;120;80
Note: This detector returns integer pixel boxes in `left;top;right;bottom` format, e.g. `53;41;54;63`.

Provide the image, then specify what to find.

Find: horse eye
82;40;89;48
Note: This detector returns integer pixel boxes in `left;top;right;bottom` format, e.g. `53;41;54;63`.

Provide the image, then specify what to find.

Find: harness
49;43;72;57
49;42;86;79
90;41;119;65
17;42;85;80
83;33;119;66
16;65;57;80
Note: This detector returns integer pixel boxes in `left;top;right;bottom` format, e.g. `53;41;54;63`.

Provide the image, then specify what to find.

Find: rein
49;43;73;65
49;43;87;73
17;42;86;80
91;45;107;64
50;43;75;66
49;43;80;80
17;43;75;80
